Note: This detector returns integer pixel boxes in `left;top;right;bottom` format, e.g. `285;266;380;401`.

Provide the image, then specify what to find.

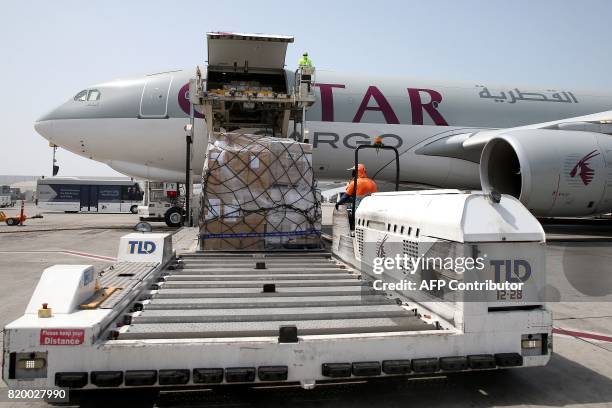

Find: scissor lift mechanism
189;32;316;139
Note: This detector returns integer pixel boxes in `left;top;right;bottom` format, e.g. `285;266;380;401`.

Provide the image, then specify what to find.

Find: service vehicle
36;177;143;213
137;181;185;227
0;195;13;208
0;210;26;226
1;189;552;394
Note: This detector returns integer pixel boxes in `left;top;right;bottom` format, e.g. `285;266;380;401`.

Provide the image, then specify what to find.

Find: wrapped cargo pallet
199;132;322;250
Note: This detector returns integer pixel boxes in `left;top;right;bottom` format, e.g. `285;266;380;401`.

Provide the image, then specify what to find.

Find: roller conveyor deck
117;252;435;340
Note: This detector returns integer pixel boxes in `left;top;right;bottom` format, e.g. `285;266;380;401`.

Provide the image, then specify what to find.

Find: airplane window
87;89;100;101
73;90;88;101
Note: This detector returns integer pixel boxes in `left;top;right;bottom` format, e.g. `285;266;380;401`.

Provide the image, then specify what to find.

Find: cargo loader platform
116;251;435;340
3;206;551;391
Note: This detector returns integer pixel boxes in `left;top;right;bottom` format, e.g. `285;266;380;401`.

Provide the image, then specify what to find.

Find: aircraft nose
34;102;66;142
34;118;54;141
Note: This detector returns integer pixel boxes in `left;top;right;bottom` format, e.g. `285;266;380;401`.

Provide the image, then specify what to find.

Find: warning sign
39;329;85;346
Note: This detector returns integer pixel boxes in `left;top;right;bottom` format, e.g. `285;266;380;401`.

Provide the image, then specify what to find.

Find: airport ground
0;204;611;407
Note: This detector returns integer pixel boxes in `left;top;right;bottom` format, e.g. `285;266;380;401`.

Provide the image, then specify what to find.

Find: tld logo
491;259;531;283
128;240;156;254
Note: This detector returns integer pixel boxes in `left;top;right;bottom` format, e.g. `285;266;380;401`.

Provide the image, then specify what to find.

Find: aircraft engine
479;129;612;217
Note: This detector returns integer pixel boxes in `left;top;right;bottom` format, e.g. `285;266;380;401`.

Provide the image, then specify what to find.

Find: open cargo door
207;32;293;71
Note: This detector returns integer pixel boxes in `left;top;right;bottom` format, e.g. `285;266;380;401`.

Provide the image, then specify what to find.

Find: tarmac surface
0;204;611;407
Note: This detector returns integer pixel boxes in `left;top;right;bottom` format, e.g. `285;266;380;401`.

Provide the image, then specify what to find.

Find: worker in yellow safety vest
298;52;313;67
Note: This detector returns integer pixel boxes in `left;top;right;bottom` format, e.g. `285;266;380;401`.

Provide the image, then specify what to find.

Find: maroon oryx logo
570;150;600;186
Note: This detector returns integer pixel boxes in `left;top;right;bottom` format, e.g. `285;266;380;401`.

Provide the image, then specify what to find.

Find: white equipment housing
352;190;548;332
3;190;552;393
117;233;173;264
26;265;98;315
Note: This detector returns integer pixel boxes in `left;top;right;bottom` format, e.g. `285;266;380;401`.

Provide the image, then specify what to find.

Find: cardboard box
265;207;321;249
200;213;266;251
264;141;313;187
205;133;312;189
267;185;318;212
204;142;273;198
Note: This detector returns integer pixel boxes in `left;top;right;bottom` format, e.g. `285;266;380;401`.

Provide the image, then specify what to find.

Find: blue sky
1;0;611;176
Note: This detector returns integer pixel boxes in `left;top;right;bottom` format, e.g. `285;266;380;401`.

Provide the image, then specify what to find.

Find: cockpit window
87;89;100;101
73;90;88;101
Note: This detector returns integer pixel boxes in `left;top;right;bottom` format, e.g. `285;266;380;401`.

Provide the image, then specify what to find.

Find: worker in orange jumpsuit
335;163;378;210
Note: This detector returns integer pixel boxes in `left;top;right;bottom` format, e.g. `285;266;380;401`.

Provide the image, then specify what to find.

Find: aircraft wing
416;109;612;162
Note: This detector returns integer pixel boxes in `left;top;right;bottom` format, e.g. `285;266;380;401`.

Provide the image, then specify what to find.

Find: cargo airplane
34;32;612;218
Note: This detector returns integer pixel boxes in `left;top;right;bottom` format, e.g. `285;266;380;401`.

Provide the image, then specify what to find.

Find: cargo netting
199;132;322;250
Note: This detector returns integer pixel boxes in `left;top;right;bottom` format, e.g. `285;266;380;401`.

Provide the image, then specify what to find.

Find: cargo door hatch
207;32;293;71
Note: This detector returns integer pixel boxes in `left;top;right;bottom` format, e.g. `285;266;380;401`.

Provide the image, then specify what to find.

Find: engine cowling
479;129;612;217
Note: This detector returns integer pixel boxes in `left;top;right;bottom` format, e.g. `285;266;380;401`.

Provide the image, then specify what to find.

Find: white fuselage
34;69;612;187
